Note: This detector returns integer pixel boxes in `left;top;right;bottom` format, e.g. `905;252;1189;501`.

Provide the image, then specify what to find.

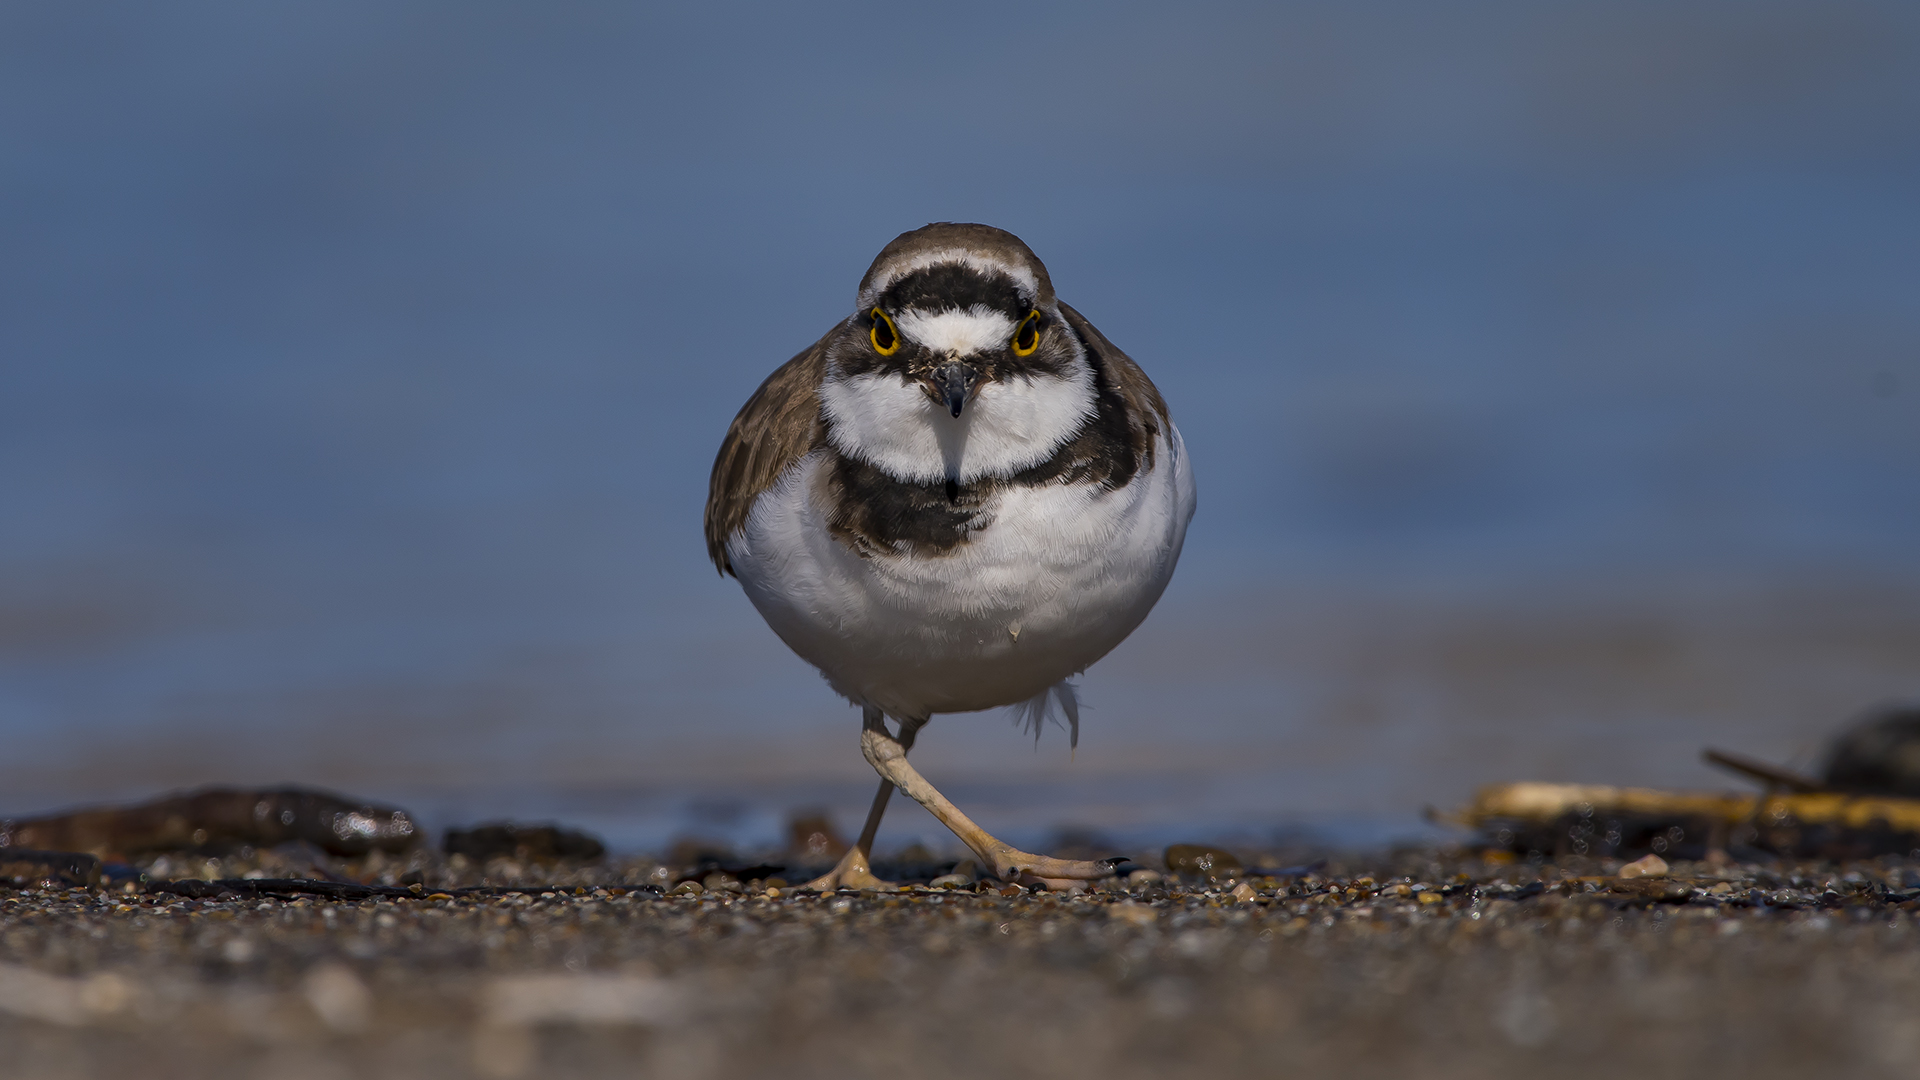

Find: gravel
5;849;1920;1079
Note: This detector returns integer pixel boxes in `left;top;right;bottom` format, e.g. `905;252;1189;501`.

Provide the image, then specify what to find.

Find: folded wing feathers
704;335;832;575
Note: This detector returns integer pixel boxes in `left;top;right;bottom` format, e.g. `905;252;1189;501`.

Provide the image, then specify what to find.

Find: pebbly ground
4;850;1920;1079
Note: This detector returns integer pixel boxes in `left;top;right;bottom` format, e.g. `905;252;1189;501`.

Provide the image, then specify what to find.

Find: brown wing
703;330;834;576
1057;301;1171;468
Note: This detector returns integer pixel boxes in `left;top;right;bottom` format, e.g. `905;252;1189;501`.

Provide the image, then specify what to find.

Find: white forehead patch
893;306;1017;357
857;250;1039;311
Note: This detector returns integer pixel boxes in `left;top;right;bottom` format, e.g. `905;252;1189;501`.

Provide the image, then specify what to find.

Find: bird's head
821;223;1096;486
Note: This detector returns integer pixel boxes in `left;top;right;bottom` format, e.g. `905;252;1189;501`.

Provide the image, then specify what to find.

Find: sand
3;849;1918;1078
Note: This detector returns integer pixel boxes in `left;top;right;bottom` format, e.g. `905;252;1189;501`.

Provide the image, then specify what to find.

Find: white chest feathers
725;426;1197;719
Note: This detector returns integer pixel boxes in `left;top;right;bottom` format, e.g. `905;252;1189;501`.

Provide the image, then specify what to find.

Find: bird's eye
1011;309;1041;357
869;308;900;356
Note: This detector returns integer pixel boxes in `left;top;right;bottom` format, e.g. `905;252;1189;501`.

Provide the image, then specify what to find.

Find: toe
992;850;1121;884
803;858;897;892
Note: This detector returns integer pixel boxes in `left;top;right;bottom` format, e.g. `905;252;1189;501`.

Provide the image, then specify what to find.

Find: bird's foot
802;847;896;892
853;726;1124;892
984;845;1124;891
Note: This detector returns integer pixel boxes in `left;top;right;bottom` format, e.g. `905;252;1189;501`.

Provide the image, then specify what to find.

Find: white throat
821;361;1096;486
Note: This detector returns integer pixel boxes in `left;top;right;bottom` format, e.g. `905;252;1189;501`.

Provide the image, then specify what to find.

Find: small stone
302;964;371;1033
78;974;131;1017
1108;902;1158;926
671;881;703;896
1164;844;1243;881
1229;882;1257;903
785;812;848;861
929;874;971;889
1618;854;1669;879
1127;869;1163;886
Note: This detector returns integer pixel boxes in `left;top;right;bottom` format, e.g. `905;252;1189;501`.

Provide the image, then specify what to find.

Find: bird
704;223;1196;889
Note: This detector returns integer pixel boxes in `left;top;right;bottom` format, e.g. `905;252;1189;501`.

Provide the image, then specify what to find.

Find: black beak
932;360;978;418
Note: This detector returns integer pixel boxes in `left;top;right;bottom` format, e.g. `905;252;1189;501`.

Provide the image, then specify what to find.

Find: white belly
727;427;1197;719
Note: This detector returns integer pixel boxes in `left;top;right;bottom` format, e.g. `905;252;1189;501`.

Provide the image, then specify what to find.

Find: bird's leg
859;717;1117;889
804;708;926;892
800;779;894;892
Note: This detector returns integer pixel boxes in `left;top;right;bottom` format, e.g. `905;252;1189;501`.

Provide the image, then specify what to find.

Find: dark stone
672;863;785;886
0;850;101;889
148;877;421;900
0;787;418;859
443;822;605;863
144;877;676;900
666;837;735;867
1164;844;1244;881
1822;704;1920;797
1046;827;1115;862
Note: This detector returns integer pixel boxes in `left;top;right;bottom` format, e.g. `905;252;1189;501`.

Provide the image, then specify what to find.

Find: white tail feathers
1010;680;1081;749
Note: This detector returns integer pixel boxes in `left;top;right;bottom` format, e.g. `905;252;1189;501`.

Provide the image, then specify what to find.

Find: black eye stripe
878;264;1029;318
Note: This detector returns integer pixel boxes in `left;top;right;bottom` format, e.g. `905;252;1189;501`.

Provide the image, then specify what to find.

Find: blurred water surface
3;2;1918;853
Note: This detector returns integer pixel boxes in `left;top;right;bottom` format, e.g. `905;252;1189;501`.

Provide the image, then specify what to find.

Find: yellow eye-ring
1011;309;1041;356
869;308;900;356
